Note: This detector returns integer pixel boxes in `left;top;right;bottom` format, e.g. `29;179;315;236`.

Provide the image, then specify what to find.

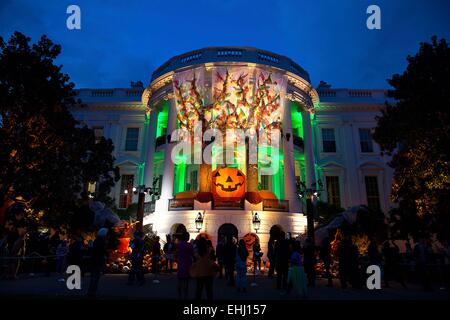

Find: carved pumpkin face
212;167;246;199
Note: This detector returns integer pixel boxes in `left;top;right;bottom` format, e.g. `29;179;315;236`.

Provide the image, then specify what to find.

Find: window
87;182;96;195
295;176;301;188
161;127;167;138
294;161;302;186
359;128;374;153
260;175;270;190
190;170;198;191
125;128;139;151
93;127;104;144
119;174;134;209
326;176;341;207
365;176;381;210
322;128;336;152
158;175;163;193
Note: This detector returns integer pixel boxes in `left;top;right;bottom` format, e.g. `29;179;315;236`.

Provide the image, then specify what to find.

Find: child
287;241;307;299
56;232;68;282
236;239;249;292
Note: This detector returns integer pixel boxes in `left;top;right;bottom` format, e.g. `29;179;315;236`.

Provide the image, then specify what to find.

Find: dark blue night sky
1;0;450;89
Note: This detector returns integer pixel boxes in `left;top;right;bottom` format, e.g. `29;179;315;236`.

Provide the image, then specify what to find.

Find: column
246;138;259;192
283;99;301;212
159;98;177;201
144;108;159;188
342;120;360;207
302;111;316;188
302;110;317;239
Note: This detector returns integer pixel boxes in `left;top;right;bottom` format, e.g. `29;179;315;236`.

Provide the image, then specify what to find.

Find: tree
0;32;119;225
315;200;344;226
373;36;450;241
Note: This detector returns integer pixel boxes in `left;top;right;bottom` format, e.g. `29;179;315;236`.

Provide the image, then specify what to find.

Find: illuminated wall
291;102;304;138
258;146;284;199
156;100;169;138
291;101;306;185
171;65;287;197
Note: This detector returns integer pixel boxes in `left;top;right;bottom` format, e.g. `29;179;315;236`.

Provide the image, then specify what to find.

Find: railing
317;89;385;99
217;50;242;57
91;89;114;97
168;198;194;210
317;90;336;97
257;52;280;64
150;47;311;82
125;89;142;96
212;199;244;210
262;199;289;212
166;198;289;211
181;52;203;63
348;90;372;98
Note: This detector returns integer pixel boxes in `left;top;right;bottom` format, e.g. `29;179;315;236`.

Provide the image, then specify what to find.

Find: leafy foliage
335;206;387;240
119;203;138;221
0;32;119;225
373;36;450;241
315;200;344;225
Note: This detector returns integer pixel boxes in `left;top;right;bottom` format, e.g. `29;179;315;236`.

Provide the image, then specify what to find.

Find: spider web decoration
173;66;287;143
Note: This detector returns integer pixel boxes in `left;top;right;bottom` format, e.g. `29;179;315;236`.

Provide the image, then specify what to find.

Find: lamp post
251;211;262;287
195;212;204;232
296;179;324;244
252;211;261;234
126;177;159;232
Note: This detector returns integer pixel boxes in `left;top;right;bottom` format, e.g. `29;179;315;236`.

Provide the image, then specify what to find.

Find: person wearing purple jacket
176;231;193;300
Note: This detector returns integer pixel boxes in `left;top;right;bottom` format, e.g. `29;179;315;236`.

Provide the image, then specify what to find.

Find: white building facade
71;47;393;253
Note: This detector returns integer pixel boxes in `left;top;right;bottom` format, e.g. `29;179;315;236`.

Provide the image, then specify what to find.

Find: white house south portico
71;47;394;255
138;47;322;254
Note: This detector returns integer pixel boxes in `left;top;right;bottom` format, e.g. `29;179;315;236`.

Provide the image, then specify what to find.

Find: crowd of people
2;204;450;299
125;229;450;300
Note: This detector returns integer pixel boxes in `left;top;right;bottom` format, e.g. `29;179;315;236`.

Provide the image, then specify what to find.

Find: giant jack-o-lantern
212;167;246;200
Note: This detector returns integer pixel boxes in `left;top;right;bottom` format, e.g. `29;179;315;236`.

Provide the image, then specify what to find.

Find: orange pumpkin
117;237;131;254
242;233;258;250
212;167;246;199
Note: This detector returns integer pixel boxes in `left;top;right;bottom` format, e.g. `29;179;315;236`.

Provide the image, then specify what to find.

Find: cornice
316;103;385;112
286;72;319;111
142;72;175;108
73;101;145;111
145;62;319;112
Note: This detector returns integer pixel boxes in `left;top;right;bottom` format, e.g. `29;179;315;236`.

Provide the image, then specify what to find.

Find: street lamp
195;212;204;232
250;211;262;287
131;176;160;232
252;211;261;233
296;179;324;243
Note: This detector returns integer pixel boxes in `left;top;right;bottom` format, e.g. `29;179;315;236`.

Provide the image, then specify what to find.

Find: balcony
168;198;194;210
212;199;245;210
262;199;290;212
